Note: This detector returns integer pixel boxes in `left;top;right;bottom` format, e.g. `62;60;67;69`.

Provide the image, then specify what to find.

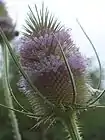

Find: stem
53;33;77;104
1;44;21;140
64;112;82;140
76;19;102;89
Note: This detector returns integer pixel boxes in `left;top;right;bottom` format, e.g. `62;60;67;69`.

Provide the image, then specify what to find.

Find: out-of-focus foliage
89;59;105;105
0;54;105;140
89;67;104;89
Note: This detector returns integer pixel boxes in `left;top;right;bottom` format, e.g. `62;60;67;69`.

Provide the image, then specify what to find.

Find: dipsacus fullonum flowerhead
17;4;95;118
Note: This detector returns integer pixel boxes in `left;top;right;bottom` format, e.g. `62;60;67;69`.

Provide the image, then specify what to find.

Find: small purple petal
68;54;87;72
18;28;89;105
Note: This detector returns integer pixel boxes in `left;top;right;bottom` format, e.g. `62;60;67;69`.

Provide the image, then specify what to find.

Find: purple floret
19;29;87;74
18;28;88;105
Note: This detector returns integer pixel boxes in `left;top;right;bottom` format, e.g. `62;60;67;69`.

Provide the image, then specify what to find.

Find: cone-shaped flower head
0;0;19;41
18;4;91;116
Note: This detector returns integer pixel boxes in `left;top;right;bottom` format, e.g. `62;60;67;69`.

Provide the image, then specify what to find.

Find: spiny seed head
18;4;92;116
18;29;91;106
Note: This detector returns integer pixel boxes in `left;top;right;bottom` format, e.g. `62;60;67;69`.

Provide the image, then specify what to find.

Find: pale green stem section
1;44;21;140
76;19;102;89
64;112;82;140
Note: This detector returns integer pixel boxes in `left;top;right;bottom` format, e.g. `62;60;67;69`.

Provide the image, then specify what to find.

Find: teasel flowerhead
0;0;19;42
18;4;93;118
